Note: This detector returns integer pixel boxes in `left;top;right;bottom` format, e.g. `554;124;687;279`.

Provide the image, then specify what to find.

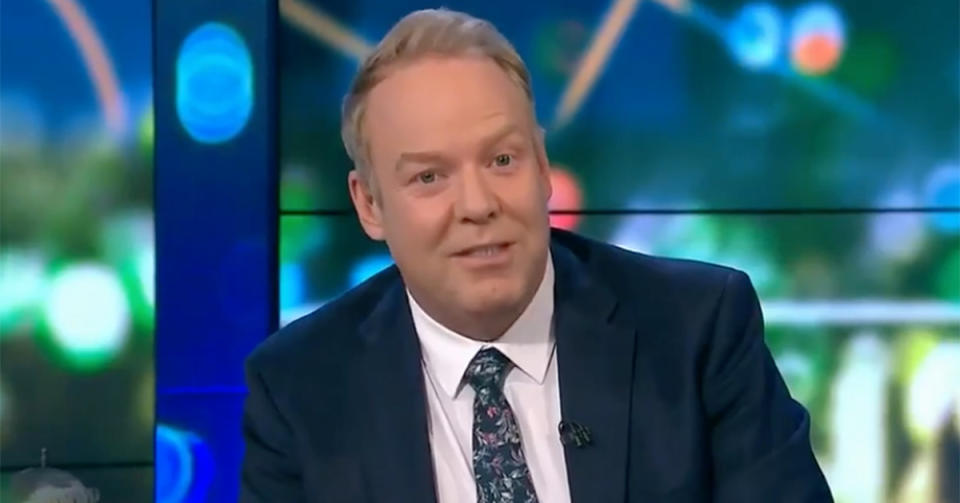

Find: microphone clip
558;420;592;448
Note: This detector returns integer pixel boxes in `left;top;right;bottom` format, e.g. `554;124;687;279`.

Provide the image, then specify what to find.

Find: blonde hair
341;8;535;180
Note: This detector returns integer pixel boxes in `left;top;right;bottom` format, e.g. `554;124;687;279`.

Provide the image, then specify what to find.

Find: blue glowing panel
156;0;276;389
176;22;253;143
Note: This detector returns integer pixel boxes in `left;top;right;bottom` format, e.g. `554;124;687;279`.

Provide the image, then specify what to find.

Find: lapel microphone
558;420;592;448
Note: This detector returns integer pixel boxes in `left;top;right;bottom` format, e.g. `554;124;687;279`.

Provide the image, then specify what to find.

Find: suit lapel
552;243;636;503
352;239;636;503
357;277;438;503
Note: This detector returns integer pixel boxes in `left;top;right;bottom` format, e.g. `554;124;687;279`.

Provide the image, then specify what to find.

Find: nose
454;166;500;224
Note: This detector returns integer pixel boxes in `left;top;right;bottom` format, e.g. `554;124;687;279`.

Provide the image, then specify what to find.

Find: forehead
363;55;532;158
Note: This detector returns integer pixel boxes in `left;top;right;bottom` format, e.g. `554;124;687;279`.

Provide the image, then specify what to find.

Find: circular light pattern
349;254;394;288
924;162;960;233
176;22;253;143
156;425;194;503
42;263;130;369
789;3;846;75
156;424;214;503
548;167;583;231
726;2;783;70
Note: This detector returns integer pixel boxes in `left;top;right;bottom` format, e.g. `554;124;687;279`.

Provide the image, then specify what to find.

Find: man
241;8;832;503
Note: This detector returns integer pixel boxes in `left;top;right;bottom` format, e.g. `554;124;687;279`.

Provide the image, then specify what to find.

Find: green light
935;248;960;302
139;106;154;150
38;263;130;372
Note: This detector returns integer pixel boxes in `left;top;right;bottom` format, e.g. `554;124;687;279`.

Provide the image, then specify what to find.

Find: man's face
349;55;553;323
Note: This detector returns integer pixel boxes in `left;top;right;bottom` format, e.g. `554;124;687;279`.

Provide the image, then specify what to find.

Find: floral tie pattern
464;348;540;503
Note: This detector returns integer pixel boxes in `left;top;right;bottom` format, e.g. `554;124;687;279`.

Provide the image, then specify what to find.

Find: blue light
156;425;193;503
280;262;306;309
156;424;214;503
349;254;394;288
176;22;253;143
790;3;845;45
726;2;783;70
925;164;960;233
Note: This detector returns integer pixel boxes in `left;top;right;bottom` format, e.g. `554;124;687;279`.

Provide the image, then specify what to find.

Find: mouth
453;242;513;258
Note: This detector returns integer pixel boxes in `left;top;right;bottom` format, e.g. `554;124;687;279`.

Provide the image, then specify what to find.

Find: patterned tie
464;348;540;503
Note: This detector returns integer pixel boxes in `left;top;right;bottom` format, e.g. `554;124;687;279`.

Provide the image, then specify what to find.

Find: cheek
382;195;451;245
502;169;551;217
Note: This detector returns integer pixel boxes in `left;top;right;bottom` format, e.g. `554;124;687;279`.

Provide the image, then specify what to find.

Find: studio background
0;0;957;501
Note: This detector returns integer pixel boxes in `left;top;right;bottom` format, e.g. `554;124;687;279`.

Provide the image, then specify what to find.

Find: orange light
792;34;842;75
45;0;127;134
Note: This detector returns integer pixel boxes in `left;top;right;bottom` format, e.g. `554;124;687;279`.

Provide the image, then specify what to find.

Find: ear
348;170;386;241
534;126;553;201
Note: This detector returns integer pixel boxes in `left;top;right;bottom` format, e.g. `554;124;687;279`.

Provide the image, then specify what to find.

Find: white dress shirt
407;256;571;503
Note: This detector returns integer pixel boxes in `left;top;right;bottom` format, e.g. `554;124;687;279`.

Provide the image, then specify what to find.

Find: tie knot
464;348;512;392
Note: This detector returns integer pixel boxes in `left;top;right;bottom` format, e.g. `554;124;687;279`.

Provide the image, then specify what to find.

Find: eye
416;171;437;184
493;153;513;167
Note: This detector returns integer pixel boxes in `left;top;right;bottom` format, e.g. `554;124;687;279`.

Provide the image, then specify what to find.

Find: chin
458;284;523;314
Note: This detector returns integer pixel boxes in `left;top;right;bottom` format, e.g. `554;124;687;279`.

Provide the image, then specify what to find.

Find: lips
453;242;512;257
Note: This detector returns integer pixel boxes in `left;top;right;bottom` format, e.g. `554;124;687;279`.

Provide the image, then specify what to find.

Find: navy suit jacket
241;229;832;502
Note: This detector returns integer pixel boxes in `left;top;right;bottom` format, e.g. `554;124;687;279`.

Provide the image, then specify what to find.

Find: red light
548;167;583;230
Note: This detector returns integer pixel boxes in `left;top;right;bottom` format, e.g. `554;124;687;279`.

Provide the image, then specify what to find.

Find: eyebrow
395;150;449;171
395;123;525;171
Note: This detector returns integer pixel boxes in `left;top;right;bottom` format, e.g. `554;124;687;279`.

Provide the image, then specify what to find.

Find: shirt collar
408;253;555;398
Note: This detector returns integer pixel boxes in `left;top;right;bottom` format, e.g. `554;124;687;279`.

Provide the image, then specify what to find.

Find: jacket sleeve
701;269;833;502
239;355;307;503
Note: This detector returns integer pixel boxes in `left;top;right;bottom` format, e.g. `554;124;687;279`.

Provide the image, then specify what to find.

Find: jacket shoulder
245;265;401;374
552;228;745;298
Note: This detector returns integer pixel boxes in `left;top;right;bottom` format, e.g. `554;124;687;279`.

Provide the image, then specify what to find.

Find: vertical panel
154;0;277;389
154;0;278;500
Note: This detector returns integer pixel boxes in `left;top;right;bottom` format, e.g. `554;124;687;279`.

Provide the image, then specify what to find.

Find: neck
410;266;547;342
448;304;526;342
407;251;550;342
410;289;532;342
